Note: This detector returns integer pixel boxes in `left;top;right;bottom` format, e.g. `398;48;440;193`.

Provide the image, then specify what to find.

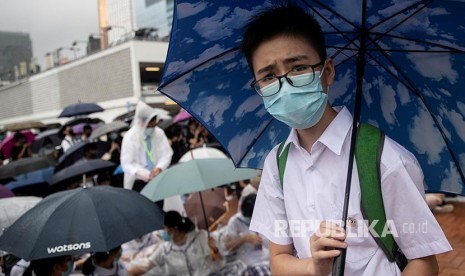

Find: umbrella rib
302;0;361;57
367;37;465;187
159;47;240;89
371;33;465;54
329;47;456;54
367;0;432;49
368;0;432;32
305;0;359;29
365;51;416;93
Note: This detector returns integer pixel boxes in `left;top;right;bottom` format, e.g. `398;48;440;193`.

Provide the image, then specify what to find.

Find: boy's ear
323;58;335;88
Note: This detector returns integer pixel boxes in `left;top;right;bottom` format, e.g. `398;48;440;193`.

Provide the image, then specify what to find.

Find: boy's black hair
241;3;326;71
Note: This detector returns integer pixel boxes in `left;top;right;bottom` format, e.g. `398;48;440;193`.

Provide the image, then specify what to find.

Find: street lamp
56;47;78;64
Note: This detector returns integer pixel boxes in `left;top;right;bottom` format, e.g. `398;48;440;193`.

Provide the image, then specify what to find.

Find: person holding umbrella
81;246;127;275
120;101;173;192
60;125;80;153
243;4;451;276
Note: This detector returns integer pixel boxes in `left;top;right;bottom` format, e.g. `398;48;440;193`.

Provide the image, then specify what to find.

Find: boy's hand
310;221;347;276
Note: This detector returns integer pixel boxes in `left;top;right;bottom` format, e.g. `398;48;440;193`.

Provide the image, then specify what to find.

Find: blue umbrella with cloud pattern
158;0;465;198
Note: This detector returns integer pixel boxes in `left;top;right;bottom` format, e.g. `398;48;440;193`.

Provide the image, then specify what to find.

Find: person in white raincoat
121;101;173;191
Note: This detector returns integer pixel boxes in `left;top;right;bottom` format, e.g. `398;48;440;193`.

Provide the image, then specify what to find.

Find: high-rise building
0;31;33;82
98;0;173;48
134;0;174;38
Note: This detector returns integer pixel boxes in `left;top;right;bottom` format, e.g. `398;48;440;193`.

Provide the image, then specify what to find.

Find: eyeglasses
251;61;324;97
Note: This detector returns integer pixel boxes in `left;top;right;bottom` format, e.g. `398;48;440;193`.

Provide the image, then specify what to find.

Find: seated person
82;246;127;275
128;211;211;276
223;194;270;274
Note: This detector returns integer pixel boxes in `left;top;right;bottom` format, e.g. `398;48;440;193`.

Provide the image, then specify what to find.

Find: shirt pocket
343;211;379;263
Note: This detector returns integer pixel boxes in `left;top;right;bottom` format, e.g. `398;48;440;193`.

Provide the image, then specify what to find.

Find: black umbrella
51;159;116;187
88;121;129;140
0;186;164;260
58;102;104;118
54;141;110;173
31;129;62;154
0;157;56;179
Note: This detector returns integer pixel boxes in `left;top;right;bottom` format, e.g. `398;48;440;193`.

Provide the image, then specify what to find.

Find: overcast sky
0;0;99;68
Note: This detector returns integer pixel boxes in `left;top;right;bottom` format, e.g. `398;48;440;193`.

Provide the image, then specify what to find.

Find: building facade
0;31;33;82
98;0;173;48
134;0;174;38
0;40;172;126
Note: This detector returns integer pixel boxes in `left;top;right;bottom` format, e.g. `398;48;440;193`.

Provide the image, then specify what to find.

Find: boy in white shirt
242;4;451;275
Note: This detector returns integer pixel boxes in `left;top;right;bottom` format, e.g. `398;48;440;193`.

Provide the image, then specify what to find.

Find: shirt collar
283;106;353;156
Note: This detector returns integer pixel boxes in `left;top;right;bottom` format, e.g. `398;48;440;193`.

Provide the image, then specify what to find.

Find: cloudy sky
0;0;99;68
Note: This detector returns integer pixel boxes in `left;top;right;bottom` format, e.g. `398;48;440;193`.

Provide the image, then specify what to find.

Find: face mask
62;260;74;276
109;132;119;141
159;230;171;241
262;71;327;129
144;127;154;136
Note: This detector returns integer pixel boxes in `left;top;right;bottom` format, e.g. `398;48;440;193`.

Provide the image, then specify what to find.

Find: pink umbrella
72;123;100;135
173;110;192;123
0;131;35;159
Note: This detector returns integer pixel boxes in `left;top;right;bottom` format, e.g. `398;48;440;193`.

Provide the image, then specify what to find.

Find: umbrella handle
198;192;210;237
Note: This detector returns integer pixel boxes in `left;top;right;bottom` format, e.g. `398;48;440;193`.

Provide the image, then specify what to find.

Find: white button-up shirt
250;106;451;275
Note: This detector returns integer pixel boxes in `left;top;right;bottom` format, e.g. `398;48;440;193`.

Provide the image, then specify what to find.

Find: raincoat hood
132;101;171;136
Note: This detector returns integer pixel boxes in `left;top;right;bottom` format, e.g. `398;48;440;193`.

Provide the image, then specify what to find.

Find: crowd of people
1;3;460;275
0;100;271;275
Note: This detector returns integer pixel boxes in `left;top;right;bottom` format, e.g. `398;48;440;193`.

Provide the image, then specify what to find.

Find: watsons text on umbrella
47;242;91;254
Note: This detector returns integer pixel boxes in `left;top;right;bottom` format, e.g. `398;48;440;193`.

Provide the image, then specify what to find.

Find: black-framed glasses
251;61;324;97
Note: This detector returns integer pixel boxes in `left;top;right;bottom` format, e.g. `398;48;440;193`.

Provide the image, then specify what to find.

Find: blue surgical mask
159;230;171;241
262;71;327;129
144;127;154;136
109;132;119;141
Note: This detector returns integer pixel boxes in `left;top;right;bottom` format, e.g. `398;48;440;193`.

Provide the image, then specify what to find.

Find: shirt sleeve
249;146;293;245
154;127;173;170
380;137;452;259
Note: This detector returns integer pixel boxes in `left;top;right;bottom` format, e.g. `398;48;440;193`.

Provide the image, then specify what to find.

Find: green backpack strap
356;123;407;270
277;141;291;188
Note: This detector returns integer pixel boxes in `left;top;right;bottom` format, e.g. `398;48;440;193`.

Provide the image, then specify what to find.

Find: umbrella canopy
0;130;35;159
54;141;110;172
158;0;465;195
141;158;258;202
0;196;41;234
4;121;45;132
184;188;226;230
6;167;54;197
179;146;227;162
88;121;129;140
0;185;14;199
173;109;193;123
58;102;104;118
0;157;56;179
31;129;61;154
51;159;116;187
0;186;164;260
